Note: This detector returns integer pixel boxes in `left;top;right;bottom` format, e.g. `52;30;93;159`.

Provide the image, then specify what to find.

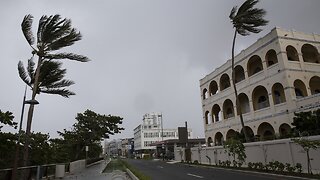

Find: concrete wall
69;159;86;174
175;136;320;173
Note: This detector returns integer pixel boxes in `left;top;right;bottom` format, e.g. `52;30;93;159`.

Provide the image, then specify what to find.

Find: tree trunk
22;56;42;167
231;29;250;142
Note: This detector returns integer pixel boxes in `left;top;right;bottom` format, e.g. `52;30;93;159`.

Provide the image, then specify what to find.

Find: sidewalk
57;160;130;180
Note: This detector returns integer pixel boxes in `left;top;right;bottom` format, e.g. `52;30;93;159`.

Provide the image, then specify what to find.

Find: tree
292;109;320;136
18;14;90;167
57;109;124;160
229;0;268;142
0;110;16;131
293;138;320;174
223;138;247;167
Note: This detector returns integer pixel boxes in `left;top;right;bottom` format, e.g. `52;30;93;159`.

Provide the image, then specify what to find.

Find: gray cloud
1;0;320;139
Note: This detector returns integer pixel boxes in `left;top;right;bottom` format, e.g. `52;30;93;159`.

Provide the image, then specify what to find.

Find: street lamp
11;86;39;180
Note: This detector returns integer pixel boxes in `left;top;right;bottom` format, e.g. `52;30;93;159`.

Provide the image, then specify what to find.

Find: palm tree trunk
231;29;249;142
22;56;42;167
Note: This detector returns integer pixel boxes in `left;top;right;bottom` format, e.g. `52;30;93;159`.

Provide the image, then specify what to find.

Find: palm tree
19;14;90;167
229;0;268;142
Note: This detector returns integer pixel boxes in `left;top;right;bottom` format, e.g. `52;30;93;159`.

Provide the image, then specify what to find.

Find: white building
200;27;320;146
133;112;192;153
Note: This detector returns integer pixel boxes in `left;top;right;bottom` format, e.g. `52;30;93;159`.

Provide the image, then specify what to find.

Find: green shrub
295;163;302;173
285;163;296;173
193;160;199;164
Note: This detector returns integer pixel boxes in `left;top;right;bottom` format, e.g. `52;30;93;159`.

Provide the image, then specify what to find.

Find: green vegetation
223;138;246;167
103;159;126;173
292;109;320;136
0;109;123;169
121;160;151;180
292;138;320;174
18;14;90;166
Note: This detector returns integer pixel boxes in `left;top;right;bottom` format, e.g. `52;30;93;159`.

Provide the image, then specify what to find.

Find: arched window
272;83;286;104
286;45;299;61
257;122;275;141
220;74;231;91
252;86;270;110
294;79;308;98
234;65;245;83
247;55;263;77
266;49;278;67
202;88;208;100
209;80;218;96
301;44;320;63
212;104;221;122
238;93;250;114
309;76;320;95
223;99;234;119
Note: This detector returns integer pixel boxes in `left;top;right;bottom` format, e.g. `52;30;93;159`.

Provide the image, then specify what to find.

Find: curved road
125;159;309;180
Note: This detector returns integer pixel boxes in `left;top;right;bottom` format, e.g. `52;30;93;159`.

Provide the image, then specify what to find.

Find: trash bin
55;164;65;178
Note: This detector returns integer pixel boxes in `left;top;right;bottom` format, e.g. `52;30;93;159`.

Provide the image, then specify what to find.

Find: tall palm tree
19;14;90;167
229;0;268;142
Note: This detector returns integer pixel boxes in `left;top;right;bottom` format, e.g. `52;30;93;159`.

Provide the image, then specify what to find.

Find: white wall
175;136;320;173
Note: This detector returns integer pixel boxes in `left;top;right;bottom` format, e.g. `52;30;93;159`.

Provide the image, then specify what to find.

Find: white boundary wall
175;136;320;173
69;159;86;174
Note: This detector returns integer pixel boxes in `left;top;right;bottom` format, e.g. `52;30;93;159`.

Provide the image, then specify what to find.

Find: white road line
157;166;164;169
187;173;204;179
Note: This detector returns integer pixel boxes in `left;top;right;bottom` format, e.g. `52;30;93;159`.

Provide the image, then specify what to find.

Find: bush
285;163;296;173
296;163;302;173
193;160;199;164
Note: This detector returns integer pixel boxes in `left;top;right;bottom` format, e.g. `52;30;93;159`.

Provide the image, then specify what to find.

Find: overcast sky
1;0;320;140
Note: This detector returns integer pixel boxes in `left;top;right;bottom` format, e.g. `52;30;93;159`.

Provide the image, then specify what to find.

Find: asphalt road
125;159;308;180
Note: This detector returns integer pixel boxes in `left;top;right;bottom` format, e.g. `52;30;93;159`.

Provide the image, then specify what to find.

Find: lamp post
11;86;39;180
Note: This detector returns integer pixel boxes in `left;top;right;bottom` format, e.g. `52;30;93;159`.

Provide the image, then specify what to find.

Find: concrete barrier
69;159;86;174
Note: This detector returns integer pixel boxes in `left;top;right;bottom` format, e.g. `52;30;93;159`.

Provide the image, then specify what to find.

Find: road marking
187;173;204;179
157;166;164;169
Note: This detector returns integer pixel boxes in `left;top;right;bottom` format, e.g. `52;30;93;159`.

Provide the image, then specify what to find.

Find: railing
0;163;69;180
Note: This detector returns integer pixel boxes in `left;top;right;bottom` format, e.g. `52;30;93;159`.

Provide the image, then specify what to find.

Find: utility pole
161;114;164;141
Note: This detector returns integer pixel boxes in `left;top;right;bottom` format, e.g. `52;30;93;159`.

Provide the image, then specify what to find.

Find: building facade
133;112;192;154
200;27;320;146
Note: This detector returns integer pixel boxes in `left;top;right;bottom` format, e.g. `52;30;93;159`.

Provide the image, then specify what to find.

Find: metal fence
0;163;69;180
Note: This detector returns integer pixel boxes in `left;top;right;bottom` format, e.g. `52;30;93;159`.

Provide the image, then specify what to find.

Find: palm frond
37;15;48;44
40;88;75;98
38;61;65;87
21;14;35;46
27;56;35;83
229;6;237;20
45;53;90;62
47;28;82;51
230;0;268;36
18;61;31;86
46;79;75;89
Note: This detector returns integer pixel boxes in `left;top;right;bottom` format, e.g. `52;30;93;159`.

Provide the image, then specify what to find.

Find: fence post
36;166;41;180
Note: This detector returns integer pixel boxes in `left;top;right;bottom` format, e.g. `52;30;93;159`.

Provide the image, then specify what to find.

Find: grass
103;158;151;180
103;159;126;173
121;159;151;180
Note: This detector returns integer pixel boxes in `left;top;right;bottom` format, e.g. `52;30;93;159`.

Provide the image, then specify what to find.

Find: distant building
120;138;134;157
105;139;121;156
200;27;320;146
133;112;192;156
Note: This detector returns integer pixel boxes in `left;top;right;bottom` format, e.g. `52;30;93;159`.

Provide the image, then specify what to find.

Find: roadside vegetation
103;158;151;180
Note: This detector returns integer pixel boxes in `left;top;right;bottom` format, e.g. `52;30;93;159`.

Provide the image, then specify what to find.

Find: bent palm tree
229;0;268;142
19;14;90;167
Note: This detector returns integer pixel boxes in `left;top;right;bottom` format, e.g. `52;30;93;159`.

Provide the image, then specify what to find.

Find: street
125;159;308;180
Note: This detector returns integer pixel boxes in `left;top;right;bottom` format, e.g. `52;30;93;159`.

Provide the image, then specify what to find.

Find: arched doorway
279;123;291;138
226;129;237;140
257;122;275;141
214;132;223;146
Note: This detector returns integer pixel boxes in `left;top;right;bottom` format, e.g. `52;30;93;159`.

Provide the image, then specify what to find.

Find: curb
126;168;139;180
184;163;318;180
